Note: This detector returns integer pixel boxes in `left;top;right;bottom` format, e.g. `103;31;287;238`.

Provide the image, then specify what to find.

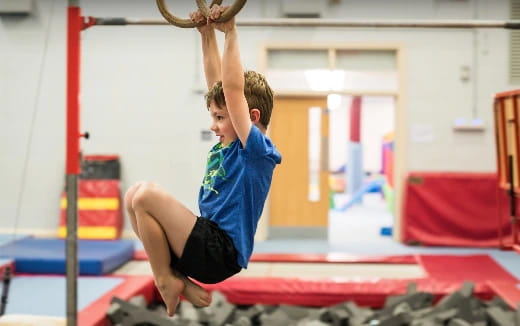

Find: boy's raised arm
201;28;221;89
213;7;252;147
191;11;221;89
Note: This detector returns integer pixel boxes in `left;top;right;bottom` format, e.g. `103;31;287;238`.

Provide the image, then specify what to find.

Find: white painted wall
0;0;513;234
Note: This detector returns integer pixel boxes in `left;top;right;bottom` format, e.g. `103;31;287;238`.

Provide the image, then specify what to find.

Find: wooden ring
156;0;224;28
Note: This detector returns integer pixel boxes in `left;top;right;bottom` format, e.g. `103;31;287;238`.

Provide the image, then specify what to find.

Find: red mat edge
487;280;520;309
78;275;155;326
417;254;519;283
134;250;418;264
250;253;418;264
202;277;497;307
0;260;15;276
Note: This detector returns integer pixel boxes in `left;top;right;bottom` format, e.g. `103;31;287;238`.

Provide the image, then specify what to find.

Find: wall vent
0;0;33;15
510;0;520;84
281;0;325;18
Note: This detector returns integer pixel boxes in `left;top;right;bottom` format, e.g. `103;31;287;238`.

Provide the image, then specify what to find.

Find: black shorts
170;216;242;284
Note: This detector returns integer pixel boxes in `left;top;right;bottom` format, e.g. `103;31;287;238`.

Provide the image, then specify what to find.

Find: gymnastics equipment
0;238;134;275
333;178;384;212
493;89;520;253
63;1;520;324
156;0;247;28
59;155;124;240
382;132;394;188
87;17;520;29
382;133;395;215
66;1;82;324
110;284;516;326
402;172;514;248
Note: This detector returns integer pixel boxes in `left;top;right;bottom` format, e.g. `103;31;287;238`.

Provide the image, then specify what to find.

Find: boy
123;5;281;317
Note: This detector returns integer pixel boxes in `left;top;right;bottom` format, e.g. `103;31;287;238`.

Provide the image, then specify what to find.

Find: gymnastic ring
156;0;222;28
196;0;247;23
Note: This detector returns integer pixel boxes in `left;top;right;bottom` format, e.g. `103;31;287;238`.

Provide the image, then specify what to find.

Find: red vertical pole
66;1;81;325
67;4;81;175
349;96;361;142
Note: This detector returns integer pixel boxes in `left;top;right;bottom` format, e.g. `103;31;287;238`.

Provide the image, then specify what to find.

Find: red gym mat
402;172;513;247
108;254;518;318
204;277;494;308
201;254;518;308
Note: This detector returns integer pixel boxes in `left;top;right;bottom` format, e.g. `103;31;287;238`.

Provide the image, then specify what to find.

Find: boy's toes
199;296;211;307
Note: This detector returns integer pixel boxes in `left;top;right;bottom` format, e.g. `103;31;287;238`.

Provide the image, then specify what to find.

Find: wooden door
269;97;329;227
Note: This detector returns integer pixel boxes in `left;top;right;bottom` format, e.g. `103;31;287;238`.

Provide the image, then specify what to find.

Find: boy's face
209;101;237;147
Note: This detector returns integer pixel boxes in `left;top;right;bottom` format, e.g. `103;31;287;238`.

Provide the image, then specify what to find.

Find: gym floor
0;194;518;324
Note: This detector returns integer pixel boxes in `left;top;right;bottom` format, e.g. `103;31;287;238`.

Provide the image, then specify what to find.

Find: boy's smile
209;102;238;147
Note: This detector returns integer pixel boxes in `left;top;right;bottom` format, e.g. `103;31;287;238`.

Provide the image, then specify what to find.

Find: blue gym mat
0;238;135;275
0;234;30;246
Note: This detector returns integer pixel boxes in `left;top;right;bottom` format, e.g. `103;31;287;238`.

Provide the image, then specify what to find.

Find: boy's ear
250;108;261;123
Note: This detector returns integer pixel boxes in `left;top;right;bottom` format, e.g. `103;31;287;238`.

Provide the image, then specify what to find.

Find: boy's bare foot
181;279;212;307
155;275;185;317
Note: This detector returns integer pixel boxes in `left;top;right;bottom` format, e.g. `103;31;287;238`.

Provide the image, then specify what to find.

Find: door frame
257;42;407;242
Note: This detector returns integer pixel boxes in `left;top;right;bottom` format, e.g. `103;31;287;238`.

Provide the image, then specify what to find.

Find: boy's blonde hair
205;71;274;128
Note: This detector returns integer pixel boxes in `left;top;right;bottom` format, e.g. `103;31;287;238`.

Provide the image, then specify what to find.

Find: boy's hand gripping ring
156;0;247;28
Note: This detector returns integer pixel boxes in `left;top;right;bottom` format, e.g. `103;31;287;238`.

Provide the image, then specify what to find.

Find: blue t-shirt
198;125;282;268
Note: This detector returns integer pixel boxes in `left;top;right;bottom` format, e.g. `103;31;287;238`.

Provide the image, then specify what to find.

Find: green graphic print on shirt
202;144;227;194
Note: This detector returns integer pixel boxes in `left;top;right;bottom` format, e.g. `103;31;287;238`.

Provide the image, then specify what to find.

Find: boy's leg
127;182;211;315
124;182;209;306
124;181;144;239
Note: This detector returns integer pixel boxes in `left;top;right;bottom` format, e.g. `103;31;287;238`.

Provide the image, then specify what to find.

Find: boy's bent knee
124;181;145;207
131;182;159;211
